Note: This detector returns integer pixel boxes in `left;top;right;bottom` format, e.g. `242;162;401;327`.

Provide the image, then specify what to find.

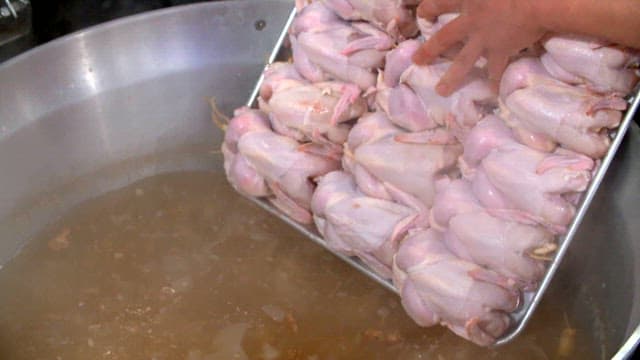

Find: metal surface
0;0;638;357
244;5;640;349
0;0;294;260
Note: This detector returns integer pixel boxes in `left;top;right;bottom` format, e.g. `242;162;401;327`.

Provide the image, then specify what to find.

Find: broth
0;172;597;359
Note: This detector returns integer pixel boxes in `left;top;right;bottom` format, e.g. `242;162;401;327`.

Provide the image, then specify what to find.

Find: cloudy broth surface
0;172;595;359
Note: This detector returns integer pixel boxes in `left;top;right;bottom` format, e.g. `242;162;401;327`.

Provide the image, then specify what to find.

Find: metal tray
242;6;640;346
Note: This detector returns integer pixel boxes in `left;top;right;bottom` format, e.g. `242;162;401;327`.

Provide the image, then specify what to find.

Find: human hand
413;0;548;96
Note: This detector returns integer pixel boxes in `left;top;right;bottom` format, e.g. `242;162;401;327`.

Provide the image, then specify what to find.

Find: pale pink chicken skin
381;39;422;89
431;178;555;289
290;1;394;90
541;35;640;95
311;171;428;278
291;1;345;35
461;115;595;232
321;0;418;38
429;177;482;231
375;39;433;131
392;229;519;346
343;112;461;207
222;108;272;198
446;213;553;290
258;62;367;153
222;107;339;224
500;57;627;158
259;62;306;103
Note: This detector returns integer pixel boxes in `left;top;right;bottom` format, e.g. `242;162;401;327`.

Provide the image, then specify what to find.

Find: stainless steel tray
242;6;640;345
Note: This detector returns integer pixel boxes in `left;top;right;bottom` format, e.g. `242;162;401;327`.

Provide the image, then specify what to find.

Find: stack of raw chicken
221;0;639;346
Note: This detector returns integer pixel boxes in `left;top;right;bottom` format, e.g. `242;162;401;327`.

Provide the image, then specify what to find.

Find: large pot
0;0;638;357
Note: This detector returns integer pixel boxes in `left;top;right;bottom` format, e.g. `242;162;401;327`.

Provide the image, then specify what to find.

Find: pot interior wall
0;0;292;261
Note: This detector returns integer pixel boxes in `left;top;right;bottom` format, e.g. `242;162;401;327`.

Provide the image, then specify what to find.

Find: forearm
535;0;640;48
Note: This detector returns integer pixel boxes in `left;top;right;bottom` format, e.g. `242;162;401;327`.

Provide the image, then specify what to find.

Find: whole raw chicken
291;1;394;90
258;62;367;153
392;228;519;346
460;115;595;231
500;57;627;158
541;35;639;95
311;171;428;278
431;178;555;289
343;112;461;207
222;107;339;224
321;0;417;38
377;49;496;133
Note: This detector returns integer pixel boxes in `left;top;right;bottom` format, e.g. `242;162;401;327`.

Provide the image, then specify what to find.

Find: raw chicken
373;39;419;130
321;0;417;38
259;62;306;102
500;57;627;158
343;112;461;207
541;35;639;95
311;171;428;278
392;228;519;346
446;213;554;290
292;1;345;35
380;39;421;90
258;63;367;151
431;179;555;289
291;1;394;90
222;108;272;198
429;178;482;231
461;115;595;231
377;55;496;133
222;107;339;224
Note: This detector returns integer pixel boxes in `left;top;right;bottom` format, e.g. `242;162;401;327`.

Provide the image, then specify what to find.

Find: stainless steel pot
0;0;638;357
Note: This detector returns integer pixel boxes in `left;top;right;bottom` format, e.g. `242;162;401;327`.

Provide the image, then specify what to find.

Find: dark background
1;0;210;62
30;0;206;42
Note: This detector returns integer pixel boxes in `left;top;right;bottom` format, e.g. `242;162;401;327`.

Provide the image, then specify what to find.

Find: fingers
417;0;463;21
412;15;470;65
435;36;483;96
486;52;510;94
